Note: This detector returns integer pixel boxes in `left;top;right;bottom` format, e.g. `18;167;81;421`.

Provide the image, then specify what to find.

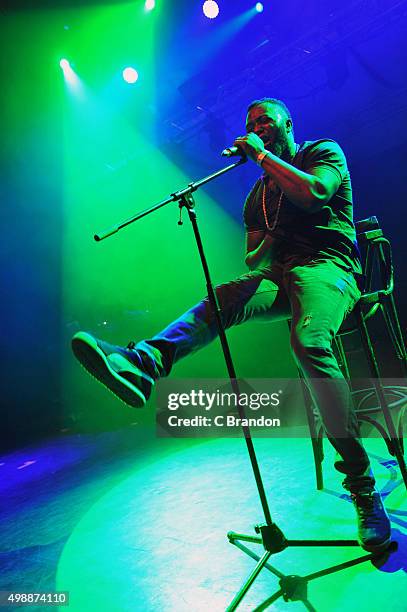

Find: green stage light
60;58;81;89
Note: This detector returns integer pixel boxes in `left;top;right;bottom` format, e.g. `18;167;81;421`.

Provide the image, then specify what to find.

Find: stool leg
288;319;325;490
398;417;405;454
334;335;351;380
381;295;407;377
298;369;324;490
354;303;407;490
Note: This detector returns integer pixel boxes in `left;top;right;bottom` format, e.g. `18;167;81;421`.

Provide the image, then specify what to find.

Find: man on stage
72;97;391;552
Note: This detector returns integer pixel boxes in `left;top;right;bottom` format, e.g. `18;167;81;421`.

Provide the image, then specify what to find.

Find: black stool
303;216;407;491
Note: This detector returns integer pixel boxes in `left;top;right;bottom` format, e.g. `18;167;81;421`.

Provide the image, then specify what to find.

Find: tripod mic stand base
226;526;397;611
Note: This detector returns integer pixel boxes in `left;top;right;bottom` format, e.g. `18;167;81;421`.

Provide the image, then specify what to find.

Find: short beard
268;129;291;160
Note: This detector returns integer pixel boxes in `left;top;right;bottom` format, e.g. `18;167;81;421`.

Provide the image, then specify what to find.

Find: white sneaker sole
71;331;153;408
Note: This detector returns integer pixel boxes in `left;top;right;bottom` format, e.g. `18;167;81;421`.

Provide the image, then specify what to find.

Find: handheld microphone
221;145;246;158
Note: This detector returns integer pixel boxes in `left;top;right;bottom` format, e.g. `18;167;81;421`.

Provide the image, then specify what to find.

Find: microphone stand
94;156;393;610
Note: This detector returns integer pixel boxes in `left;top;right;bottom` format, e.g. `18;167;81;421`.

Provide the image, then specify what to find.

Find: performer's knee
290;332;333;371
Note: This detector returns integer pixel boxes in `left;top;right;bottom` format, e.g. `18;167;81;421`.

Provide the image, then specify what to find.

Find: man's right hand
245;231;275;270
233;132;265;163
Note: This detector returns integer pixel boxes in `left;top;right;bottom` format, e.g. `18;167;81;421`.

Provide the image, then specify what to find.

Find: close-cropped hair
247;98;293;123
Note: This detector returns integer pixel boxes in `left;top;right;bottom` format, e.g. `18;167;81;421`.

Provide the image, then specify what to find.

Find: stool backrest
354;216;394;300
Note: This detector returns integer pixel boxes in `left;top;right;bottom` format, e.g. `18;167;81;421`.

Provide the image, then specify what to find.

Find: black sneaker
350;489;391;553
71;332;155;408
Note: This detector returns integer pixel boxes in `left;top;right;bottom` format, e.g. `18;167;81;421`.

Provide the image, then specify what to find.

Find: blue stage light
255;2;264;12
203;1;219;19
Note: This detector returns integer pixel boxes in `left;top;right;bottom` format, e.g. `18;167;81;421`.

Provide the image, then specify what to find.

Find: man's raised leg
72;268;288;407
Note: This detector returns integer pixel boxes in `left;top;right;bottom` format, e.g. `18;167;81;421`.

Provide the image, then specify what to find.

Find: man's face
245;103;291;157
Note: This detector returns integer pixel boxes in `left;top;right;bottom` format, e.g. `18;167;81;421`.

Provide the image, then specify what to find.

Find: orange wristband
256;151;268;166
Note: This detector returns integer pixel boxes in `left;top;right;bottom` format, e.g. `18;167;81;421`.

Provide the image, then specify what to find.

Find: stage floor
1;428;406;611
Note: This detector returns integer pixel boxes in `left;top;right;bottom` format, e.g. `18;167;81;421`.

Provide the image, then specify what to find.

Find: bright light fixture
122;67;139;84
203;1;219;19
59;58;70;70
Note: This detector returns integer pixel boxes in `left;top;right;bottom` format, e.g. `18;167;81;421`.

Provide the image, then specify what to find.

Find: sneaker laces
351;492;381;524
125;341;157;379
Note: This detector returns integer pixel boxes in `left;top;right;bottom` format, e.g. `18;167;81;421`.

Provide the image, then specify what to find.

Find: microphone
221;145;246;158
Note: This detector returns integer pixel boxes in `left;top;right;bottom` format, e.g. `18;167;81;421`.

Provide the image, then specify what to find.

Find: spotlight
144;0;155;10
203;1;219;19
255;2;264;12
122;67;139;84
59;58;70;70
59;58;81;90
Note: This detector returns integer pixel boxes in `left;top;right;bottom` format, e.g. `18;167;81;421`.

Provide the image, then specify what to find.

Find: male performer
72;98;391;552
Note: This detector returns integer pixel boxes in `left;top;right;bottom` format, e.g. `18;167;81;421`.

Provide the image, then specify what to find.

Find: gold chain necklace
262;183;283;232
262;143;299;232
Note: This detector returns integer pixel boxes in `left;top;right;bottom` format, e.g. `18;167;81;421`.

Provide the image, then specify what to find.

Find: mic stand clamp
255;522;287;553
177;191;195;226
